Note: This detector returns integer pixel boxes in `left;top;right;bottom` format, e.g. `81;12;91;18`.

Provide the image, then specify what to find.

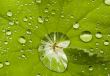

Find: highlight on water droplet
38;32;70;72
80;31;92;43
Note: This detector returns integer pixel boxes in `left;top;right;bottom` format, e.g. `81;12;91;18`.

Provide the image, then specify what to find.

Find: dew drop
99;50;104;54
104;40;109;46
105;0;110;5
88;66;93;71
96;42;99;46
4;41;8;45
23;17;28;22
36;73;41;76
18;36;26;44
73;23;79;29
6;30;12;36
80;31;92;42
51;10;56;15
4;61;10;66
36;0;41;4
38;16;44;24
7;11;13;17
9;21;14;25
26;29;32;35
0;63;3;68
21;54;26;58
95;32;102;39
44;8;48;13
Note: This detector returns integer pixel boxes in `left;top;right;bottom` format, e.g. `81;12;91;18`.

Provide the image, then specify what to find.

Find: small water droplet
21;54;26;58
105;0;110;5
18;36;26;44
6;30;12;36
0;63;3;68
4;41;8;45
26;29;32;35
36;73;41;76
28;22;32;25
100;50;104;54
95;32;102;39
23;17;28;22
4;61;10;66
38;16;44;23
73;23;79;29
7;11;13;17
104;40;109;46
96;42;99;46
36;0;41;4
80;31;92;42
9;21;14;25
44;8;48;13
88;66;93;71
51;10;56;15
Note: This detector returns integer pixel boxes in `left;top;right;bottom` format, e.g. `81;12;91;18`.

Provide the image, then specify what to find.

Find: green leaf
0;0;110;76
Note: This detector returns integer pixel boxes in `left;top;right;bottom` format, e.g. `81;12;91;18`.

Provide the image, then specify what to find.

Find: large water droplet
95;32;102;39
38;32;70;72
80;31;92;42
18;36;26;44
7;11;13;17
105;0;110;5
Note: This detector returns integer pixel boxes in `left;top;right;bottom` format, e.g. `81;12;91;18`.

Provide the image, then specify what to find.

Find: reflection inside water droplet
38;32;70;72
